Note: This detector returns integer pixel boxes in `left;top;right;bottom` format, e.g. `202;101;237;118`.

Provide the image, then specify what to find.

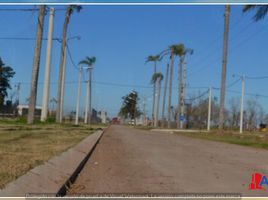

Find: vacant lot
0;121;104;189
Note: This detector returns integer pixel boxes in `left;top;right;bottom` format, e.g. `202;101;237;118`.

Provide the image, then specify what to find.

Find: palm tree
243;5;268;21
151;73;164;128
219;5;231;132
161;63;169;127
79;56;96;125
146;55;160;124
173;44;194;129
159;44;183;128
56;5;82;123
27;5;46;124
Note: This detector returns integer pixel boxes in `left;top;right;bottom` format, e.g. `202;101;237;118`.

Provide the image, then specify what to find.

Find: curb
151;129;209;133
0;129;104;197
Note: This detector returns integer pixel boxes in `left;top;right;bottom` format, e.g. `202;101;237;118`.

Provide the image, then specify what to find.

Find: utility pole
75;66;82;125
177;59;183;129
27;5;46;124
219;5;231;132
207;87;212;131
84;79;89;124
180;62;187;129
240;75;245;133
152;62;157;125
41;7;55;122
88;67;92;125
143;97;147;125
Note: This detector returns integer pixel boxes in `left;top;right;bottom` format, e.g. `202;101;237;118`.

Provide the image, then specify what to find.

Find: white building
99;111;107;124
17;104;42;116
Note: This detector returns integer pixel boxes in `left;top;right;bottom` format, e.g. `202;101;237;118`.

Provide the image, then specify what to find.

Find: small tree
228;97;240;129
0;57;15;110
119;90;142;125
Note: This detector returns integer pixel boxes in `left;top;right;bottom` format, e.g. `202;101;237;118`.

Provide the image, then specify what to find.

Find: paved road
68;125;268;196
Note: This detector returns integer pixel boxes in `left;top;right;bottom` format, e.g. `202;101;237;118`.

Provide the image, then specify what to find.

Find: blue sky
1;5;268;118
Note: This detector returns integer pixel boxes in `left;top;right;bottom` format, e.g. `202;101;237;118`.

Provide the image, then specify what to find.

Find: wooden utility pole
27;5;46;124
219;5;231;132
177;59;183;129
180;61;187;129
239;75;245;133
207;87;212;131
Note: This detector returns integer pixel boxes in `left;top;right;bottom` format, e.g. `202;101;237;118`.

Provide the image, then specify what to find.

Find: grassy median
174;130;268;150
0;120;105;189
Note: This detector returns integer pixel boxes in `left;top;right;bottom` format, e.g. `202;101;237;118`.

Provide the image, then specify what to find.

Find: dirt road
68;125;268;196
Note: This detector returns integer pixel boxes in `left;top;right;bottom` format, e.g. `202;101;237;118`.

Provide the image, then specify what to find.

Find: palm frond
145;55;160;64
79;56;96;66
243;5;268;21
151;72;164;84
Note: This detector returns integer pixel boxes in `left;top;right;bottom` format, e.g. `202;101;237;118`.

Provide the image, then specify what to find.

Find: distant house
98;111;108;124
17;105;42;117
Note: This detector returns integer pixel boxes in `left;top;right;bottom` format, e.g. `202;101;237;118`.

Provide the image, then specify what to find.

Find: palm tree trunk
154;78;161;128
167;53;174;129
152;62;157;125
56;10;70;123
219;5;231;132
161;63;169;127
27;5;46;124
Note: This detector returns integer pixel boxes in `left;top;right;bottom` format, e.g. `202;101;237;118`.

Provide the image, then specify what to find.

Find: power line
66;43;79;70
0;37;61;42
188;20;267;77
185;89;209;101
213;87;268;98
0;8;38;12
226;78;241;88
188;14;246;68
246;75;268;80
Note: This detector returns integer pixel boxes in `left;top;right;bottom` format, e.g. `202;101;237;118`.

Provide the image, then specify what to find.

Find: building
17;105;42;117
98;111;107;124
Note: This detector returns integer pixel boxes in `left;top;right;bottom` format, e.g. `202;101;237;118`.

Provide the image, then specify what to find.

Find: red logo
248;172;268;190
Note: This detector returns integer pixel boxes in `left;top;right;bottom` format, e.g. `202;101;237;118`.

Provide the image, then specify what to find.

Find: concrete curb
0;129;104;197
151;129;209;133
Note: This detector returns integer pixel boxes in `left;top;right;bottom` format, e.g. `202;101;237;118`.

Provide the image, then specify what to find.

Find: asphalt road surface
68;125;268;196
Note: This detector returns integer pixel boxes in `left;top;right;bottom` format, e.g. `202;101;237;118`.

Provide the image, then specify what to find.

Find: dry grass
0;122;105;189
